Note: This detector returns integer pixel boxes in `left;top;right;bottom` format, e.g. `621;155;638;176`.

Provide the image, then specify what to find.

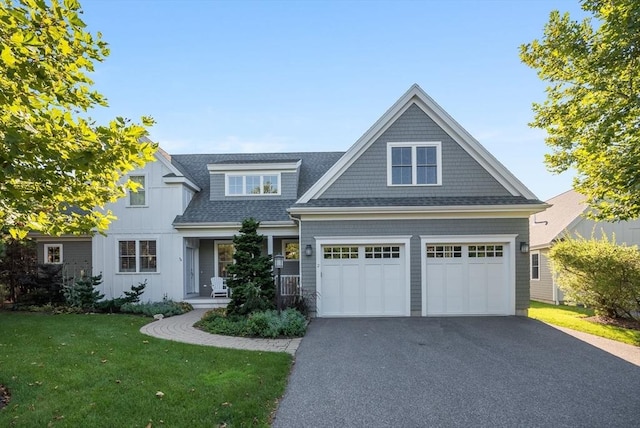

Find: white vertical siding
93;159;187;302
574;218;640;246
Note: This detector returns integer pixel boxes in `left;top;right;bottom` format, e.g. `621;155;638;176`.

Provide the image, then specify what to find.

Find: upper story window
128;175;147;206
387;142;442;186
226;174;280;196
44;244;63;264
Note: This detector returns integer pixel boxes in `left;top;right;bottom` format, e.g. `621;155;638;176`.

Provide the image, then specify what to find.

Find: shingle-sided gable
319;103;510;199
298;84;538;204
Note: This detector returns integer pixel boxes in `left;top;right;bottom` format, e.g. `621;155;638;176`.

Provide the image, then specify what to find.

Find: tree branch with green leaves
520;0;640;220
0;0;156;238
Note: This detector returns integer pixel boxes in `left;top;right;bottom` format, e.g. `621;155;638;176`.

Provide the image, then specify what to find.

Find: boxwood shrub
120;299;193;318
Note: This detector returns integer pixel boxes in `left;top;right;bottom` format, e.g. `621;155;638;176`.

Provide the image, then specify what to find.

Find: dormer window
387;142;442;186
208;161;300;198
227;174;280;196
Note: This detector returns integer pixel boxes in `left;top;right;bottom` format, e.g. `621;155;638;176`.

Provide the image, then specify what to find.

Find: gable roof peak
297;84;539;203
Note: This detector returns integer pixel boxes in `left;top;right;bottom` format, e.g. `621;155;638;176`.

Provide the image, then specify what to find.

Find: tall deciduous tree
0;0;156;239
520;0;640;220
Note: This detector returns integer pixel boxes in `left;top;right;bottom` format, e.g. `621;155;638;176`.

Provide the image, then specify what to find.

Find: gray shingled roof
530;189;587;248
171;152;344;224
175;199;298;223
169;152;544;225
292;196;544;208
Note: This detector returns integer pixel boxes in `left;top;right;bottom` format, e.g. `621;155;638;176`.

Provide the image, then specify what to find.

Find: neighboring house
37;84;548;316
33;234;93;284
530;189;640;304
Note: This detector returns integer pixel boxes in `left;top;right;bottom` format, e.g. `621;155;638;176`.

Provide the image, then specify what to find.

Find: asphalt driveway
273;317;640;428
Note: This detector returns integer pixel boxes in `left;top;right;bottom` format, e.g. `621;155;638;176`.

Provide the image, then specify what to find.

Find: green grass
0;312;292;427
528;301;640;346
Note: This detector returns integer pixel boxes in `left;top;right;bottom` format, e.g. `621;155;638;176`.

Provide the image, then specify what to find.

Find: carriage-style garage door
424;243;511;316
319;244;409;317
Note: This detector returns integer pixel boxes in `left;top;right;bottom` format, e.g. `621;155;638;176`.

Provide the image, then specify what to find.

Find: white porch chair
210;277;229;298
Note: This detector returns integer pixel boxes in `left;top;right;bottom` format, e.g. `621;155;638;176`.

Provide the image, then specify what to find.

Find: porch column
267;234;274;256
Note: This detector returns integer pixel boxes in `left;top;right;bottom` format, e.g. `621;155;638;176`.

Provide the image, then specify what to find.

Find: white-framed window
118;239;157;273
128;175;147;206
225;174;280;196
531;251;540;280
215;241;234;278
387;142;442;186
282;240;299;260
44;244;63;264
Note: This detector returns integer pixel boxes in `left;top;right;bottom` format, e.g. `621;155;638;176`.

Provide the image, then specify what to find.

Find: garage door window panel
324;246;359;259
426;245;462;258
469;245;503;258
365;246;400;259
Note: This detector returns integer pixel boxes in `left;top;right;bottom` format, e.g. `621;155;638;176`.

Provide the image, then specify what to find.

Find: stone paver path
139;309;301;355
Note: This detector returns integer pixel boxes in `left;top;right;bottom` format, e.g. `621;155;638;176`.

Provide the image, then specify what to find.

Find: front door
185;247;196;294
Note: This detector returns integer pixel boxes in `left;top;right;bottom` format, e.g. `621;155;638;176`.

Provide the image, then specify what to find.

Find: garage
317;240;410;317
422;239;513;316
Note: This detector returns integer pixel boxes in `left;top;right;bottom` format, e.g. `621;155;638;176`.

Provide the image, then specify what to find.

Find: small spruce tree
63;274;105;310
226;218;275;316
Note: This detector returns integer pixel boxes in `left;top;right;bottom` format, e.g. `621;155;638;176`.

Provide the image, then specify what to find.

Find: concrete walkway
139;309;302;355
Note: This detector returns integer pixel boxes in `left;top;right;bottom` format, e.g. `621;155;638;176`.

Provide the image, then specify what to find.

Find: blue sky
80;0;588;201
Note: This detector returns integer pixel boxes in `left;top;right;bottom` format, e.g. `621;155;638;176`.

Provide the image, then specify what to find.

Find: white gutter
288;203;550;216
173;220;296;229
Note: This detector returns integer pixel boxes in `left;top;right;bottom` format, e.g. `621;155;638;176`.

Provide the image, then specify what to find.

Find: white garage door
319;244;408;317
425;243;510;316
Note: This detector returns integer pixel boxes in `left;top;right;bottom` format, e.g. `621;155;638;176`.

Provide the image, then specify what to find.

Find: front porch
182;231;302;305
183;275;301;309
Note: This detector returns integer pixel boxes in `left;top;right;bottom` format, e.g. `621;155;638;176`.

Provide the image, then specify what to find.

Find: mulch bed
585;316;640;331
0;384;10;409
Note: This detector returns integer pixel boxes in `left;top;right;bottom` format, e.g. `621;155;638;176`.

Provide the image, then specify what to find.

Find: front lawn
528;301;640;346
0;312;292;427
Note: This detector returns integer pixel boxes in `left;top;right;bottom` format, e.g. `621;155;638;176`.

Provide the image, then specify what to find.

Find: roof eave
207;160;302;173
172;220;296;229
288;203;550;216
162;175;201;192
